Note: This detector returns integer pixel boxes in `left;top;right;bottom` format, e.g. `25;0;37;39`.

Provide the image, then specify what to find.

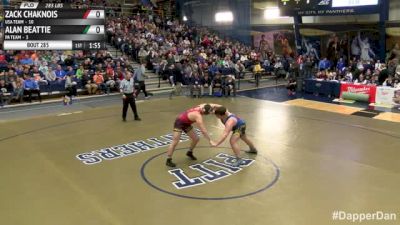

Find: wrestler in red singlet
173;107;202;133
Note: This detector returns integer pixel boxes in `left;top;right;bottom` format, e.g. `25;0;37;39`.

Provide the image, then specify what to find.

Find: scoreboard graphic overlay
3;2;106;50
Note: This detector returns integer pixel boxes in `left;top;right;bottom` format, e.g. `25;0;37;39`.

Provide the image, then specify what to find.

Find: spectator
93;70;106;94
0;79;13;106
151;52;161;75
212;73;223;96
370;74;379;85
6;69;17;85
22;67;31;78
304;57;313;78
224;75;236;97
82;70;97;95
395;62;400;77
138;48;148;63
23;75;41;102
201;74;212;96
13;77;24;103
105;64;117;93
296;55;304;78
64;73;77;105
354;74;368;85
336;58;346;72
208;61;218;78
115;66;125;83
93;53;104;65
31;66;48;85
45;67;57;82
54;65;66;80
327;71;338;81
318;58;331;71
169;64;185;98
234;61;245;79
64;55;75;67
394;78;400;88
76;64;85;79
134;61;150;99
383;76;395;87
20;54;33;65
274;58;285;79
344;68;353;82
316;70;328;80
39;61;49;77
286;76;297;96
375;60;383;72
190;72;202;98
378;64;389;85
253;61;264;87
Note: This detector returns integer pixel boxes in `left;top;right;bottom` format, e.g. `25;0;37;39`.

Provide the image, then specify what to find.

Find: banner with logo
375;86;400;107
299;24;379;62
320;33;349;62
340;83;377;103
252;31;275;52
273;30;296;58
301;36;321;60
386;24;400;61
348;30;380;62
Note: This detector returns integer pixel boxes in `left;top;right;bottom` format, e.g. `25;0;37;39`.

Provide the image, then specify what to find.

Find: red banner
340;83;377;103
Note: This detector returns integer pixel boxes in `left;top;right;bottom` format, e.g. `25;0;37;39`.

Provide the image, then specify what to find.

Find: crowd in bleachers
0;49;134;106
106;13;290;98
300;55;400;88
107;10;400;99
0;7;264;106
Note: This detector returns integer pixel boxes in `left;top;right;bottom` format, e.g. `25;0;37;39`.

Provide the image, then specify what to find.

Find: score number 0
87;10;104;19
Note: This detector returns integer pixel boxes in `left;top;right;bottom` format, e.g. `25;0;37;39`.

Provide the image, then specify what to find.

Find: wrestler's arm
198;103;222;108
194;114;211;141
209;103;223;112
197;103;224;113
214;119;235;146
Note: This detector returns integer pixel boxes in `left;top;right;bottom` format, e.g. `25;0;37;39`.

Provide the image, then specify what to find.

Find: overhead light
215;11;233;22
264;7;288;19
183;16;188;21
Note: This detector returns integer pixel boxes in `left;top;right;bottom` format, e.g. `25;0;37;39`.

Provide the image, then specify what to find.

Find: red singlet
177;107;201;124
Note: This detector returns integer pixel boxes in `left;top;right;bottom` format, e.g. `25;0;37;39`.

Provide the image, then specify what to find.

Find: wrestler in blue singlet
221;113;246;136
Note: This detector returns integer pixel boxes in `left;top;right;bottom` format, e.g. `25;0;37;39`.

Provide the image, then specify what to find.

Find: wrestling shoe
186;151;197;160
232;158;244;167
166;158;176;167
245;148;258;154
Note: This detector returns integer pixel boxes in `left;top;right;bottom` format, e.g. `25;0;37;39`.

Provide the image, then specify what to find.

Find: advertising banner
340;83;377;103
375;86;400;107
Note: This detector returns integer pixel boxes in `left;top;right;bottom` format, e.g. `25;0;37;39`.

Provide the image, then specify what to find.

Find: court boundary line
140;146;281;201
1;105;399;143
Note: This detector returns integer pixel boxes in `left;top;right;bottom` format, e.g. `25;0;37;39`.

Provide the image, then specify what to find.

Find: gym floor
1;95;399;225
